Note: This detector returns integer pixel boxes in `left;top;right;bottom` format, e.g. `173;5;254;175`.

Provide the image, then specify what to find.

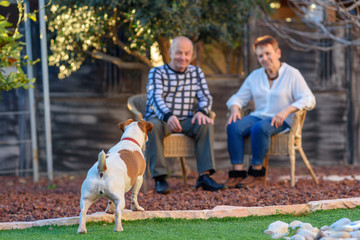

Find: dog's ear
118;119;133;132
138;120;153;133
145;121;153;133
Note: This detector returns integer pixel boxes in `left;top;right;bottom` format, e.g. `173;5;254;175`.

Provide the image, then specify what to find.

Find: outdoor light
305;3;324;22
270;1;281;9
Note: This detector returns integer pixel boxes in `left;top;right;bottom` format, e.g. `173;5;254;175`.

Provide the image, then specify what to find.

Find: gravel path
1;166;360;222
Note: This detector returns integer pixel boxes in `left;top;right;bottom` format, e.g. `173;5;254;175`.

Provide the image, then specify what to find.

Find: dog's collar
121;137;141;148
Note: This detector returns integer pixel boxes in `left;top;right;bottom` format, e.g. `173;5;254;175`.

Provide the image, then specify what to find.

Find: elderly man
225;35;316;188
144;36;224;194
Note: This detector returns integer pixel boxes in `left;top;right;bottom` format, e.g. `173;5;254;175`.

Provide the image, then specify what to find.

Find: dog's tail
97;150;107;175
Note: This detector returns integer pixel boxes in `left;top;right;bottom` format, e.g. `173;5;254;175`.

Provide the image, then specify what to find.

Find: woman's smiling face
255;44;281;73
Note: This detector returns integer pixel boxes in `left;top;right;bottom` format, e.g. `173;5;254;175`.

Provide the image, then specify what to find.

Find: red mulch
1;166;360;222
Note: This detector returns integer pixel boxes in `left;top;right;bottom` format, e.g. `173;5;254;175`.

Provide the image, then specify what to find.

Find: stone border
1;197;360;231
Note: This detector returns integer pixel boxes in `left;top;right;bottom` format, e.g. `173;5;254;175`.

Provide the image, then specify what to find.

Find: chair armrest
289;109;307;139
127;98;144;121
209;111;216;121
241;106;253;116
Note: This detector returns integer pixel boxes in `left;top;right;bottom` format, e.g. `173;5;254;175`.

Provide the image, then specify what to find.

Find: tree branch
86;50;149;70
111;27;153;68
157;36;171;64
256;0;360;52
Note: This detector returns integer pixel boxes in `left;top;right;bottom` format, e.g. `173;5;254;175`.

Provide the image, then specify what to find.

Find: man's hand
167;115;182;133
227;105;242;125
191;111;214;125
271;106;298;128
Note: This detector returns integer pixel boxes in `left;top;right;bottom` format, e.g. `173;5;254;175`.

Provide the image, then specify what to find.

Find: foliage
0;0;37;94
47;0;270;78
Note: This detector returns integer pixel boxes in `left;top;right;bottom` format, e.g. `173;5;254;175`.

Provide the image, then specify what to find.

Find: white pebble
328;218;351;229
264;220;289;239
291;234;306;240
289;220;303;229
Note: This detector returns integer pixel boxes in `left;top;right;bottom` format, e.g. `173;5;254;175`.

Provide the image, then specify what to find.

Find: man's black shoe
196;174;225;191
155;177;170;194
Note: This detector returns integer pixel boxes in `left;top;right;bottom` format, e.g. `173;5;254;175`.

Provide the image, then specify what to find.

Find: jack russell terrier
77;119;153;233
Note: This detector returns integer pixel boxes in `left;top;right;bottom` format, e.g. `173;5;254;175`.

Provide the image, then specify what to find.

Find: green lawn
1;207;360;240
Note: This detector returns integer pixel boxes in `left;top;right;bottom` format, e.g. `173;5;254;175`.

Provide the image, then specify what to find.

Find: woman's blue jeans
227;115;290;166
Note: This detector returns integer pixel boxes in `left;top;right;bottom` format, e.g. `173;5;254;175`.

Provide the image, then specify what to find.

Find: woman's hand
271;106;298;128
227;105;242;125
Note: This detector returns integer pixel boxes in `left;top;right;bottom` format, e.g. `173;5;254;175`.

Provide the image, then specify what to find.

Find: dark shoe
236;166;266;188
155;176;170;194
225;170;247;188
196;174;225;191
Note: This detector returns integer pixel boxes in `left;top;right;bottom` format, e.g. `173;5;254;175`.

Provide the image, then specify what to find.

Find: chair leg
289;148;296;187
298;148;319;184
264;155;269;185
180;157;188;187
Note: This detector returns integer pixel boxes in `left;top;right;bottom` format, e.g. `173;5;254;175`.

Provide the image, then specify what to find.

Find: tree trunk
157;36;171;64
230;47;242;75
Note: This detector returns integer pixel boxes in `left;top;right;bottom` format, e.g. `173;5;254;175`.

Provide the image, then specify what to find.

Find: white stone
332;224;354;232
347;221;360;231
322;175;354;181
320;225;330;231
349;230;360;238
319;238;341;240
289;220;303;229
326;231;351;238
264;220;289;239
0;221;35;230
328;218;351;229
308;198;360;211
296;229;316;240
293;223;319;239
298;223;314;230
290;235;306;240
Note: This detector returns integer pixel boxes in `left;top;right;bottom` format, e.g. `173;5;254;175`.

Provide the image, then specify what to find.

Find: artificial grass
1;207;360;240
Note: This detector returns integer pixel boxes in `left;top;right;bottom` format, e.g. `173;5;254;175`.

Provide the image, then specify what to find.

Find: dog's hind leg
113;196;125;232
131;175;145;211
105;200;116;214
77;197;94;234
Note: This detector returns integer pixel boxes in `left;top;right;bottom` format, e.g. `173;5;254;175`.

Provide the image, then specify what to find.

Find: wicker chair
127;94;216;189
243;108;319;187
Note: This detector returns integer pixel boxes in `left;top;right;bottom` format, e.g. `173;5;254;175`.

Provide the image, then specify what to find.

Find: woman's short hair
253;35;279;53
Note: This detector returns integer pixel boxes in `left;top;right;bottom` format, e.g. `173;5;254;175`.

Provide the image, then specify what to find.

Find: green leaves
48;4;107;78
0;70;35;92
0;0;37;95
27;12;37;22
48;0;270;77
0;0;10;7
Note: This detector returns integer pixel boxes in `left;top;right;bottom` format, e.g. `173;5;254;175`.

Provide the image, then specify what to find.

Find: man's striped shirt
144;64;213;121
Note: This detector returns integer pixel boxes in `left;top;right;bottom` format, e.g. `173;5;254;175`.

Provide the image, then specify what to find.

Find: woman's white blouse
226;62;316;126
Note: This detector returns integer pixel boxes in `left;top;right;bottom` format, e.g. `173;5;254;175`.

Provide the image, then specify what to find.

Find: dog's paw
114;226;124;232
77;228;87;234
131;204;145;211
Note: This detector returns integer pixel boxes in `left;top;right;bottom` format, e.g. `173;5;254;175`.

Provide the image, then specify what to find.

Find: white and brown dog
77;119;153;234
